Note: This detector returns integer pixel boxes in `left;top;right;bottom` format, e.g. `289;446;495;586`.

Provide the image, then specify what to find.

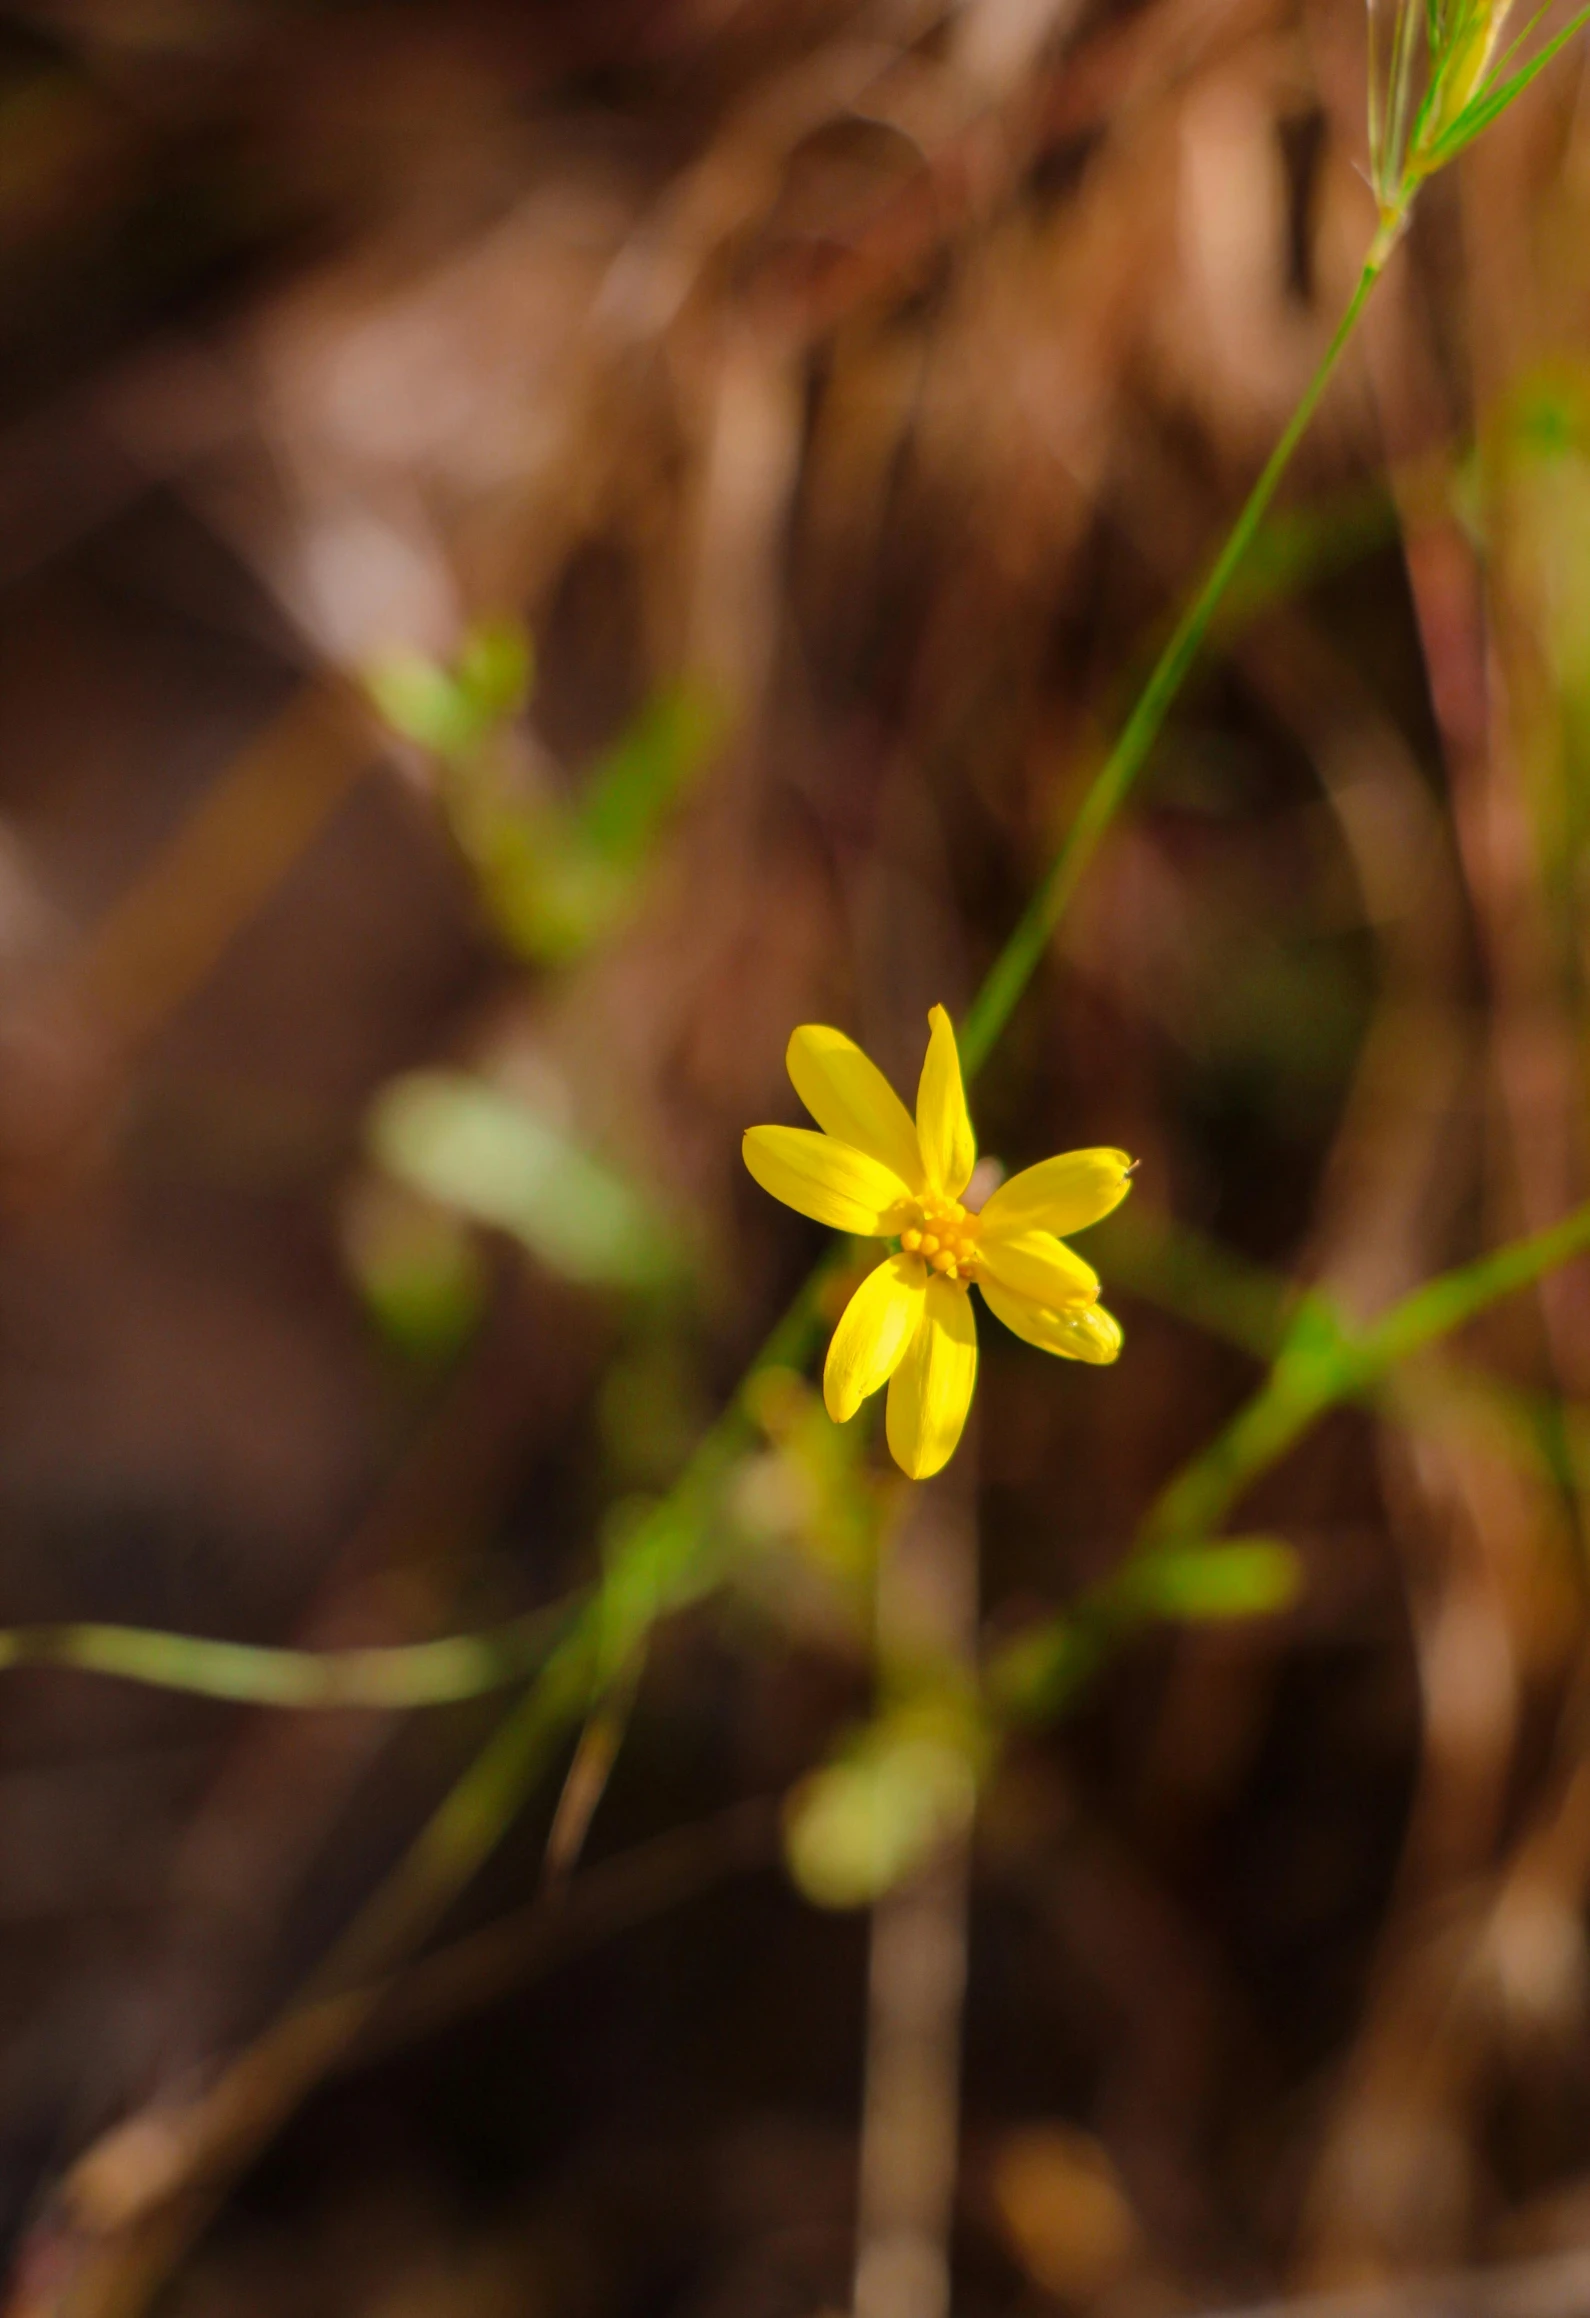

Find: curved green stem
959;251;1386;1079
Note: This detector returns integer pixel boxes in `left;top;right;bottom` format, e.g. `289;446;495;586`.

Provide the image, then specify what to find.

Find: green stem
0;1607;563;1708
1363;1199;1590;1371
0;1247;835;1712
1149;1199;1590;1546
958;252;1387;1079
992;1196;1590;1719
313;1627;601;1990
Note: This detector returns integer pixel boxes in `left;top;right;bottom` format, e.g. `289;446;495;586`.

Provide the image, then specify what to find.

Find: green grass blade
579;684;720;867
1422;3;1590;163
1480;0;1568;87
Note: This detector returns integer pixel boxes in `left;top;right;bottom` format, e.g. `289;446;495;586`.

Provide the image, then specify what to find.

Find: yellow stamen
897;1194;982;1289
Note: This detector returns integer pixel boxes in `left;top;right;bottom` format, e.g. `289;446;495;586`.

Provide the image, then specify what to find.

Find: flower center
898;1197;981;1285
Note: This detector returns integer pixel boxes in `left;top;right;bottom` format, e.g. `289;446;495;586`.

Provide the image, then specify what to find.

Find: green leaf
367;619;533;762
458;683;722;964
1270;1293;1359;1400
1422;2;1590;166
0;1607;560;1707
984;1617;1112;1722
1508;370;1590;464
455;619;534;725
369;1070;676;1290
1120;1537;1303;1621
367;654;485;759
476;815;632;964
343;1178;487;1361
784;1725;978;1910
596;1488;724;1666
580;684;721;867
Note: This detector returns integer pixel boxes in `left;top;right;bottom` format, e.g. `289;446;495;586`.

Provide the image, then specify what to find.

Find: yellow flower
743;1006;1131;1480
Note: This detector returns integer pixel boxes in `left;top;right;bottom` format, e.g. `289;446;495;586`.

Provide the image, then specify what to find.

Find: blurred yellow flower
744;1007;1131;1479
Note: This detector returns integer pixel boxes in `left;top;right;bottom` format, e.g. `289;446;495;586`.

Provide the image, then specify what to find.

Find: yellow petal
823;1253;927;1422
915;1004;976;1198
787;1024;925;1193
743;1126;909;1234
978;1225;1099;1308
980;1148;1133;1238
980;1278;1123;1364
886;1277;978;1479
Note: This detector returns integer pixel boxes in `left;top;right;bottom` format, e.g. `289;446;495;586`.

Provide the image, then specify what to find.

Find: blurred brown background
1;0;1590;2313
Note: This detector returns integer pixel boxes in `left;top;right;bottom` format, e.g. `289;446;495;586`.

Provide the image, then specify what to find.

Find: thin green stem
1102;1204;1590;1498
0;1606;564;1708
314;1630;599;1990
1149;1198;1590;1544
0;1250;829;1717
273;1285;827;1978
959;252;1386;1079
992;1197;1590;1718
1356;1198;1590;1371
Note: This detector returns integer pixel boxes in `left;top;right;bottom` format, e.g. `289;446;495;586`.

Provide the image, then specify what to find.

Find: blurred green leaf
367;618;534;762
0;1606;562;1707
1118;1537;1302;1621
475;816;634;965
579;684;721;866
985;1618;1111;1723
366;627;718;966
1092;1204;1288;1363
732;1367;882;1586
988;1538;1300;1728
368;654;482;759
455;619;535;726
784;1720;979;1911
596;1491;711;1662
369;1070;675;1290
1509;368;1590;463
475;682;723;964
1270;1292;1359;1397
343;1177;488;1361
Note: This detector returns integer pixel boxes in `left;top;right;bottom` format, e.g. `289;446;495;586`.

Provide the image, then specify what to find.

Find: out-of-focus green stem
0;1608;563;1708
1364;1198;1590;1367
993;1196;1590;1719
958;251;1386;1079
317;1627;600;1988
1146;1196;1590;1546
0;1251;839;1713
